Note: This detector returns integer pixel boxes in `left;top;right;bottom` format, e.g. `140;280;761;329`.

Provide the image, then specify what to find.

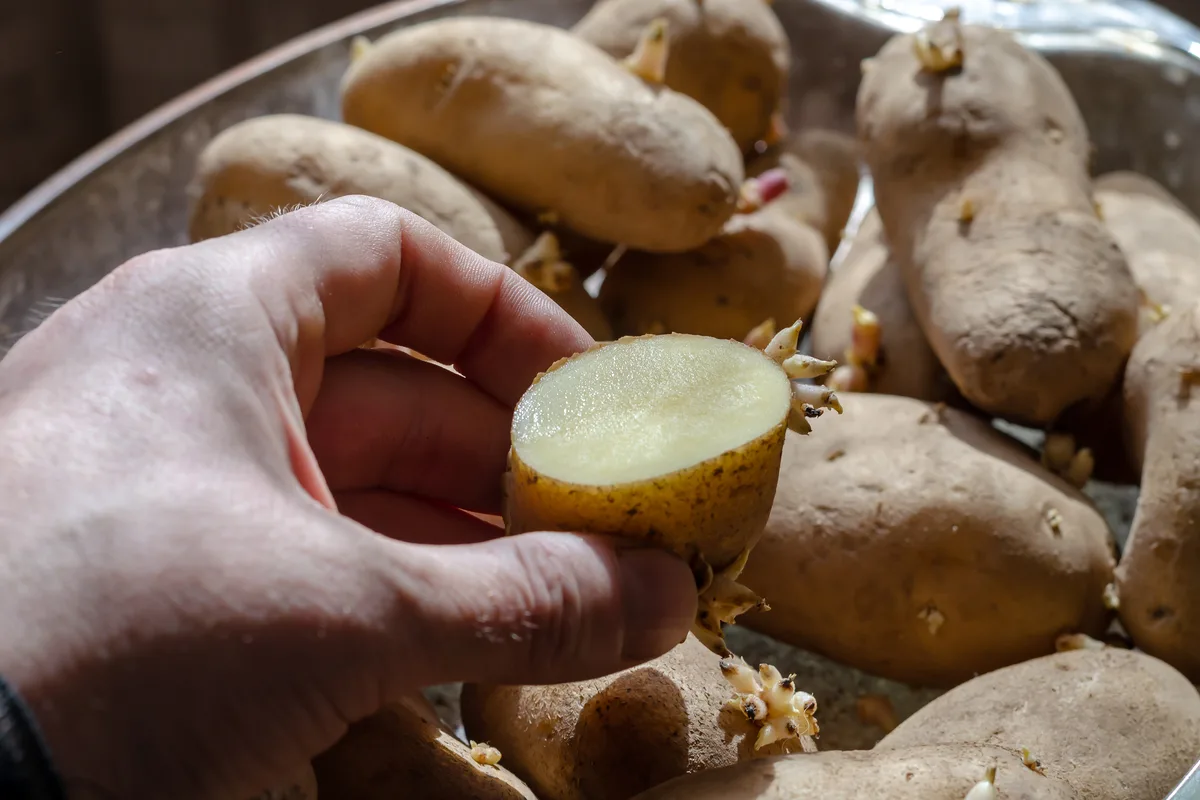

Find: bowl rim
5;0;1200;249
0;0;459;245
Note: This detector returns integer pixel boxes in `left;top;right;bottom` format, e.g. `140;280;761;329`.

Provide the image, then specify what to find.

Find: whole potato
631;745;1081;800
1116;298;1200;681
312;694;537;799
1094;172;1200;333
878;648;1200;800
342;17;744;252
740;393;1117;687
810;209;952;402
598;206;828;340
187;114;532;264
746;129;861;253
1094;170;1188;209
858;21;1139;424
1058;172;1200;484
461;635;811;800
572;0;790;152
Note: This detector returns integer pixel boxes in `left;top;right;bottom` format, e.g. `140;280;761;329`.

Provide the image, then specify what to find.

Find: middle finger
306;348;511;513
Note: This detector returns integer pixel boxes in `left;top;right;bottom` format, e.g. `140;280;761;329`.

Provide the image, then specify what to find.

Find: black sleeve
0;674;67;800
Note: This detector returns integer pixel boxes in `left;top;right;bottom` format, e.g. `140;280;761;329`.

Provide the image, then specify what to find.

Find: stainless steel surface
1167;759;1200;800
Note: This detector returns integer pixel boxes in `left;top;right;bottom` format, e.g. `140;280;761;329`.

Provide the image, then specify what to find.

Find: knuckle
510;536;592;666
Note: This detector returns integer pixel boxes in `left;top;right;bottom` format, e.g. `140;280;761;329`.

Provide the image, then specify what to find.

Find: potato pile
185;3;1200;798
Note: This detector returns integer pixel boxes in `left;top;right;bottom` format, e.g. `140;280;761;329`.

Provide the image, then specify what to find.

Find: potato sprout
622;18;670;84
511;232;575;295
720;657;819;750
470;741;504;767
963;766;998;800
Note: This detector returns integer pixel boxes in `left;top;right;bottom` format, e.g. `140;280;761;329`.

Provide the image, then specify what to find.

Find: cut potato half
505;330;840;654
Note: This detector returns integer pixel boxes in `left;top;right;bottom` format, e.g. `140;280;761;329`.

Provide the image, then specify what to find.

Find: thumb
381;532;697;690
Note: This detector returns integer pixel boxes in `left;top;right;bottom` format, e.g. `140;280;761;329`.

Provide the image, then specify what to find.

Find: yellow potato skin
878;648;1200;800
461;635;796;800
312;695;537;800
631;745;1081;800
810;210;952;402
507;414;786;573
857;24;1139;425
1117;299;1200;682
187;114;532;264
746;129;861;254
740;394;1116;687
598;207;828;341
342;17;744;253
572;0;790;152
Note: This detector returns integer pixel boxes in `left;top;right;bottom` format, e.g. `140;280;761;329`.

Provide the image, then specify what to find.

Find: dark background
4;0;1200;213
2;0;383;212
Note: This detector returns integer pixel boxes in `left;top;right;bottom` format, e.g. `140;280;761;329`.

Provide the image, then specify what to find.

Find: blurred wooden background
5;0;1200;213
2;0;383;212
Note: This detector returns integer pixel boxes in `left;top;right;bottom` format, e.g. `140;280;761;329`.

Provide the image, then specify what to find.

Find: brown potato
342;17;744;253
572;0;790;152
187;114;532;264
746;129;861;253
878;648;1200;800
461;635;811;800
1115;298;1200;681
598;206;828;340
631;745;1081;800
1058;173;1200;484
810;209;953;401
1094;172;1200;333
741;394;1117;687
312;695;537;800
1094;170;1188;209
857;21;1139;425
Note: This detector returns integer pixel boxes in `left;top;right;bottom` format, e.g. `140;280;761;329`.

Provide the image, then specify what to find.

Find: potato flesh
513;336;790;486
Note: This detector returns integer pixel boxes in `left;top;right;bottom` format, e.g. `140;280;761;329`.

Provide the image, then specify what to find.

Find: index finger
206;195;595;407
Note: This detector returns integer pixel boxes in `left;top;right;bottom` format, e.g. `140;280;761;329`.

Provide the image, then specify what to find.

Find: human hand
0;197;696;799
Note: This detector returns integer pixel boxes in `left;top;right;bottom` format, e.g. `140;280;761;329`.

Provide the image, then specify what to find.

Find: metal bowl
1;0;1195;747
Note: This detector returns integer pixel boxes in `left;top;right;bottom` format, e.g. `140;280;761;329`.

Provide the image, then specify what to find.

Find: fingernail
617;548;698;661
